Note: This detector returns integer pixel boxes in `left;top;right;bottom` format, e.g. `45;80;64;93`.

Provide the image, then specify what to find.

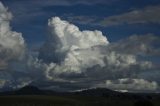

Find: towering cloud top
39;17;109;65
38;17;157;92
0;2;159;92
48;17;108;50
0;2;25;64
0;2;28;90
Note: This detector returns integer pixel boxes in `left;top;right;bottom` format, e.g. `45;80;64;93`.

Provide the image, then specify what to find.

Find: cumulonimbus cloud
0;2;35;91
39;17;109;70
37;17;159;91
0;2;159;92
0;2;26;70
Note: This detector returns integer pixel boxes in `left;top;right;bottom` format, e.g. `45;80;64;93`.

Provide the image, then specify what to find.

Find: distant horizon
1;85;160;94
0;0;160;92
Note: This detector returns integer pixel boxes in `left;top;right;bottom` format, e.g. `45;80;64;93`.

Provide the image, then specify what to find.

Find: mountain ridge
0;85;159;98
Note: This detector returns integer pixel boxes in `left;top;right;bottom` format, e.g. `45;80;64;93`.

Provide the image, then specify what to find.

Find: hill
0;86;159;106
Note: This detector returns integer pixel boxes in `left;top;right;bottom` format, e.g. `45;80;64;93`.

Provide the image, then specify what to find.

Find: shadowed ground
0;95;158;106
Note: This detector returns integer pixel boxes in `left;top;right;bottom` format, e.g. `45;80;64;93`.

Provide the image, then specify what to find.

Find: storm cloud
0;2;159;92
37;17;159;91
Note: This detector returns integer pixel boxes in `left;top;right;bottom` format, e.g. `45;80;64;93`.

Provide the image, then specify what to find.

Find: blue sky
0;0;160;92
1;0;160;44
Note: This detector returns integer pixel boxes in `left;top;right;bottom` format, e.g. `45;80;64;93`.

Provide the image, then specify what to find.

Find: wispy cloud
0;1;160;92
3;0;118;23
63;5;160;27
37;17;160;91
100;5;160;26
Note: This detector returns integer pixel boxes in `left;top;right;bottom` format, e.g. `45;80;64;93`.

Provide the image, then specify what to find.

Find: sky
0;0;160;92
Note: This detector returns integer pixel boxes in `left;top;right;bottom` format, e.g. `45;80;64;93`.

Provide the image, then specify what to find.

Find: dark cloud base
0;1;159;92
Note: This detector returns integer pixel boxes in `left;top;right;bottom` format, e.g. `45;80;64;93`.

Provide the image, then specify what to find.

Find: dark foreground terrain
0;86;160;106
0;95;159;106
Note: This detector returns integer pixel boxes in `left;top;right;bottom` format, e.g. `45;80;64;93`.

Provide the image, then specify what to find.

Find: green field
0;95;158;106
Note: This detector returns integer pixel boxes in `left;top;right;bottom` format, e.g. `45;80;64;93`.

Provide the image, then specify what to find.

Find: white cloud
40;17;148;79
109;34;160;56
39;17;109;74
100;5;160;26
49;17;108;49
0;2;25;69
61;5;160;27
0;79;6;88
6;0;118;24
38;17;158;92
0;2;29;89
105;78;158;91
0;1;159;92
